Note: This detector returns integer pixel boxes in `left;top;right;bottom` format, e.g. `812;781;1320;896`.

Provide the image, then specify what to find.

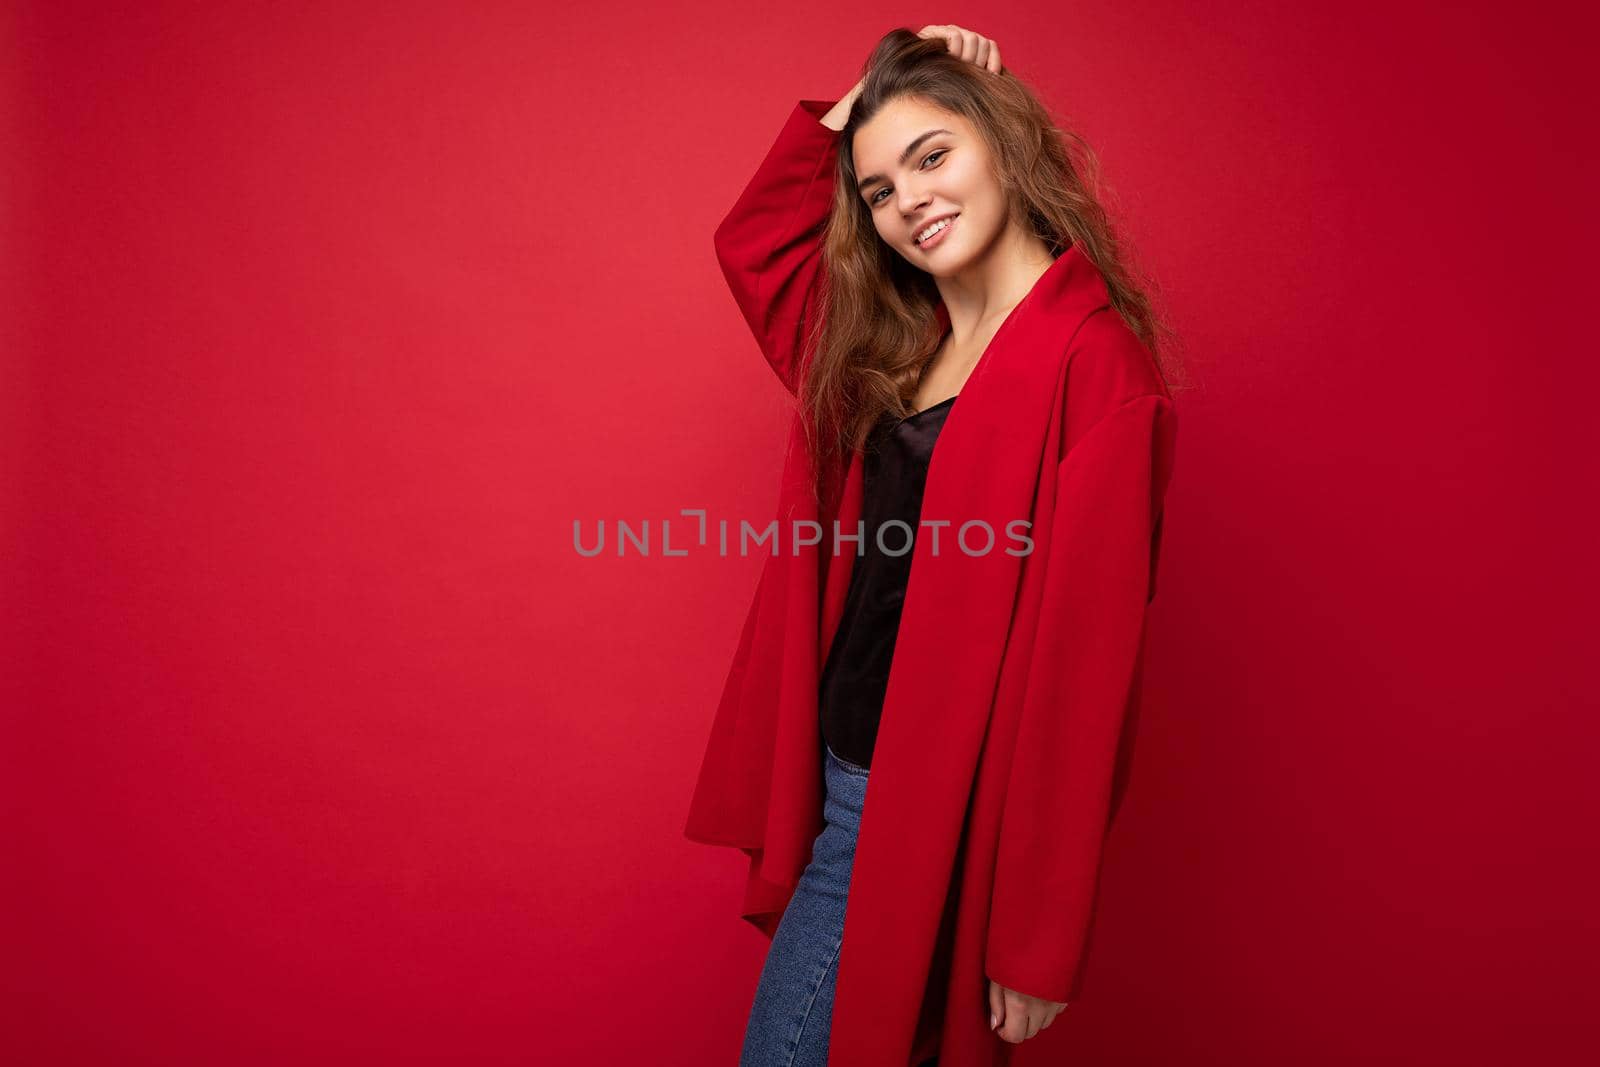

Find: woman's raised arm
711;82;862;397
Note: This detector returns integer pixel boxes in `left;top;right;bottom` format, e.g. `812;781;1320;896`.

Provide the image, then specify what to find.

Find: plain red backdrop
4;1;1595;1064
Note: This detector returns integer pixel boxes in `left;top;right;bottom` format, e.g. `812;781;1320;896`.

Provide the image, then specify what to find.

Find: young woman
685;25;1183;1067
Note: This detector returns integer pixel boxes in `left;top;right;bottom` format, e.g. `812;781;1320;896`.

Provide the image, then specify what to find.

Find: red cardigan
685;99;1179;1066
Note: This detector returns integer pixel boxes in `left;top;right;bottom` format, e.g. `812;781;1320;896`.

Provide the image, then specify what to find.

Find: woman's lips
916;215;957;251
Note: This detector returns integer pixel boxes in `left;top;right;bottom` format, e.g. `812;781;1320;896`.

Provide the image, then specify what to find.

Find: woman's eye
869;150;948;205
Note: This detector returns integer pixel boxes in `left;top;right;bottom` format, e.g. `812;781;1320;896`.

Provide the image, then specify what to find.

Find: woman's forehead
863;97;965;138
854;100;971;166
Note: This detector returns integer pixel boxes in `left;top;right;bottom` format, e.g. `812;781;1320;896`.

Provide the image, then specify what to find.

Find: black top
818;394;958;770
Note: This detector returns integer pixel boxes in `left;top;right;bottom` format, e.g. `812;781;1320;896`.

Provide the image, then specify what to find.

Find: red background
5;2;1595;1063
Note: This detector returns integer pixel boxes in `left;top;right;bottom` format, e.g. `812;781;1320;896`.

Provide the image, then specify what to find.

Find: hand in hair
916;24;1005;75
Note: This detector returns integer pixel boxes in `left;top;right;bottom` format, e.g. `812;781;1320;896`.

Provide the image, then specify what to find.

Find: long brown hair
798;29;1184;509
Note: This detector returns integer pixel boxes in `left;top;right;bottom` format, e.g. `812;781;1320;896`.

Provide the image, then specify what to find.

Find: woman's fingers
987;978;1005;1032
1020;993;1041;1040
985;982;1071;1043
998;988;1031;1043
917;24;1003;73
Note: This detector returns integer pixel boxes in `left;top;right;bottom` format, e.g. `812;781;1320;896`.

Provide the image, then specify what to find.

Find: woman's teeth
916;216;956;249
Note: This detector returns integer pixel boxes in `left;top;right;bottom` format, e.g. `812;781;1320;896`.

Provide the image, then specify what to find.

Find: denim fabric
739;742;871;1067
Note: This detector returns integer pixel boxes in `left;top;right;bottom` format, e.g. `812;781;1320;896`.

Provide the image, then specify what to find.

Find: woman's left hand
988;978;1069;1043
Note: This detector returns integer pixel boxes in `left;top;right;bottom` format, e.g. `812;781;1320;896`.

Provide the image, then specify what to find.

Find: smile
915;215;958;250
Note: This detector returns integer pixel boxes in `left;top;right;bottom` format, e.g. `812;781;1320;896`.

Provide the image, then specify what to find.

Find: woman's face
852;96;1007;276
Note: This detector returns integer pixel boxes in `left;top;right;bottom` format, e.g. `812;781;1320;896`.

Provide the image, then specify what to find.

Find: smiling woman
689;23;1184;1067
796;26;1176;512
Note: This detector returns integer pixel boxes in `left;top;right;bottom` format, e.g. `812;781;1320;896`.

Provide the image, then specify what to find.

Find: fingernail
990;1014;998;1029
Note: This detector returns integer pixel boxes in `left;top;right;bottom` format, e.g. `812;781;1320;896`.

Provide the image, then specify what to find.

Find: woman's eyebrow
857;129;954;192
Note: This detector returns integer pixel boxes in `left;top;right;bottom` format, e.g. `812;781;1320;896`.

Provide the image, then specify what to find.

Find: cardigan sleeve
983;390;1179;1006
711;100;840;397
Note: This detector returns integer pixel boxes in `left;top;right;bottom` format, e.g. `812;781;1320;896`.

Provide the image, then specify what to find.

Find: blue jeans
740;742;871;1067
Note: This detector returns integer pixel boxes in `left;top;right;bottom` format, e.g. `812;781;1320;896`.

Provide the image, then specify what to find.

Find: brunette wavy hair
798;28;1184;509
